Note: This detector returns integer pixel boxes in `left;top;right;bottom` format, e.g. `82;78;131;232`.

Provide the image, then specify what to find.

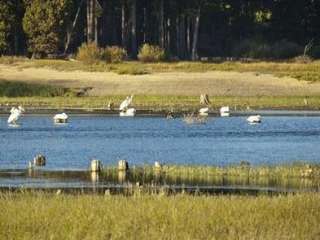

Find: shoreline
1;107;320;116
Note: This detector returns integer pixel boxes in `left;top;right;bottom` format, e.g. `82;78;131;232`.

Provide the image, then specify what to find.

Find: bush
102;46;127;63
138;44;166;62
76;42;103;64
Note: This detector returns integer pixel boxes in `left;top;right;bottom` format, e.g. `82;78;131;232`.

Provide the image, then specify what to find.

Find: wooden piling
33;154;46;167
118;160;129;171
90;159;102;172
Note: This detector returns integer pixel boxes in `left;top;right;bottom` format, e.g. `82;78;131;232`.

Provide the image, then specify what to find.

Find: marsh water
0;114;320;192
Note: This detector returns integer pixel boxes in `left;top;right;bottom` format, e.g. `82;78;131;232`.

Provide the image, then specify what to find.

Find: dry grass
2;62;320;97
3;58;320;82
0;192;319;239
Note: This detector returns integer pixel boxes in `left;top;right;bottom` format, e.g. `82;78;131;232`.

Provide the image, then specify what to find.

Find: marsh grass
1;95;320;110
0;81;70;97
0;192;319;239
102;163;320;186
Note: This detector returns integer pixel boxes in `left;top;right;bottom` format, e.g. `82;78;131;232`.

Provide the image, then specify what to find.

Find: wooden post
118;160;129;171
90;159;102;172
33;154;46;167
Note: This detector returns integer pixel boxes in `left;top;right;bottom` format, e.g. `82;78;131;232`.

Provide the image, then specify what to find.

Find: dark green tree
23;0;72;57
0;1;15;54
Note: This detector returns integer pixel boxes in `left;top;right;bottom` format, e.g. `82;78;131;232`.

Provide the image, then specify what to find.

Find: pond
1;115;320;170
0;114;320;192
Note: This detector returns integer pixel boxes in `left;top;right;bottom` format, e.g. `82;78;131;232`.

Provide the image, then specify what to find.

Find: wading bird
119;95;136;117
53;113;69;124
8;106;25;125
247;115;261;124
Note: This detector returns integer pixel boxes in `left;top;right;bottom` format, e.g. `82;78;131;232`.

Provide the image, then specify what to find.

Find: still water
1;115;320;170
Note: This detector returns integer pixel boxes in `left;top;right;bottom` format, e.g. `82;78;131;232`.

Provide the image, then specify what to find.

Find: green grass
0;95;320;110
0;192;319;239
101;163;320;190
0;80;71;97
4;57;320;81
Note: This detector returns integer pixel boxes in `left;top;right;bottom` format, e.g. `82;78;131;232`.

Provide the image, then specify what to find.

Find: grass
3;57;320;81
1;95;320;110
101;163;320;190
0;80;71;97
0;192;319;239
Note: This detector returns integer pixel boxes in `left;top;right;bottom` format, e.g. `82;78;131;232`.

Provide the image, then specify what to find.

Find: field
0;192;319;240
1;58;320;110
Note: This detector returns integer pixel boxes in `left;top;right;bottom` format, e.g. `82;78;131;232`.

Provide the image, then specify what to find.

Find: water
1;115;320;170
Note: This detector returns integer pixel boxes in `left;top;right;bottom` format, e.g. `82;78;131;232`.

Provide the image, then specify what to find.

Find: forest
1;0;320;60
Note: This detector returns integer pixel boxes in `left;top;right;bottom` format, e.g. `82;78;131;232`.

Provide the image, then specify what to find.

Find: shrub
138;44;166;62
103;46;127;63
76;42;103;64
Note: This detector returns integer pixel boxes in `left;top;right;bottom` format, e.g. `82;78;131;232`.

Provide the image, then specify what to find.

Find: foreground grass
3;57;320;81
0;192;319;239
1;95;320;110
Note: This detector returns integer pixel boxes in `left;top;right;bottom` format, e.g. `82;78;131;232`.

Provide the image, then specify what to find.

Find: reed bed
100;163;320;191
0;192;319;239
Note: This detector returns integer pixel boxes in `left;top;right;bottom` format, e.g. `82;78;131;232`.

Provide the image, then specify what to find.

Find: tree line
1;0;320;60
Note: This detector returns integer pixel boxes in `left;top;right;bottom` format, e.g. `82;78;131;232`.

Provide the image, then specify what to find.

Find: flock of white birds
6;95;262;126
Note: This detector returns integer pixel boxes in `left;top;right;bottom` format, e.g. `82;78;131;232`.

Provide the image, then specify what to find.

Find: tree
23;0;72;57
0;1;15;54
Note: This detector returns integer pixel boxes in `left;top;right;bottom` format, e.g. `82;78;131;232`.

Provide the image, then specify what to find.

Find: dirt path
1;64;319;96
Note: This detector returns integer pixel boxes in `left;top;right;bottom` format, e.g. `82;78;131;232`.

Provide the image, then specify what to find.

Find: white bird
53;113;68;123
119;95;133;111
220;106;230;117
119;108;136;117
247;115;261;124
119;95;135;117
199;107;209;116
8;106;24;125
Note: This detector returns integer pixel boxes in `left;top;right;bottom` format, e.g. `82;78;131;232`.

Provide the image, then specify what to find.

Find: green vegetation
104;163;320;179
101;163;320;191
1;95;320;110
76;43;127;64
23;0;72;57
0;192;319;239
138;44;166;62
0;2;15;54
0;81;70;97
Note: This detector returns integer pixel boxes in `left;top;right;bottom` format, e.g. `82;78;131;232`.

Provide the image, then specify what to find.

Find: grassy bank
0;81;71;97
0;192;319;239
2;57;320;81
101;163;320;191
0;95;320;110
